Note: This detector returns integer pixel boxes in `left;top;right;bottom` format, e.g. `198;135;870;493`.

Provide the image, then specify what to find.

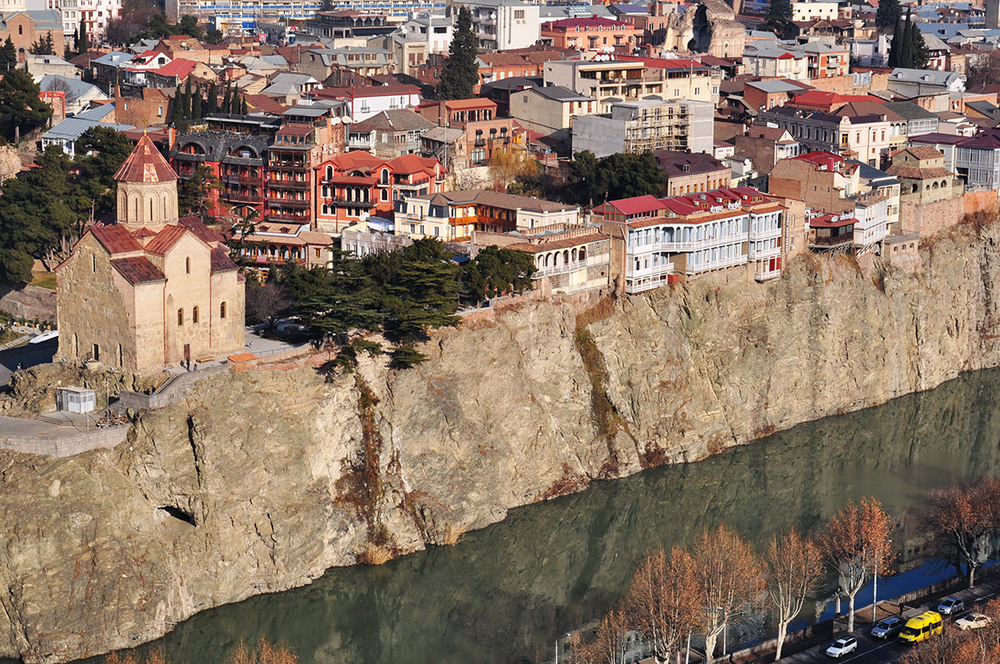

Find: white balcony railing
625;262;674;281
749;245;781;260
534;260;588;278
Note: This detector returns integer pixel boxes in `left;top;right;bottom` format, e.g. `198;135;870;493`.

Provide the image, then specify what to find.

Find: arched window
149;197;154;219
192;306;199;323
220;301;227;319
326;165;333;180
163;194;168;217
185;257;191;274
177;308;184;325
381;188;388;201
117;344;123;366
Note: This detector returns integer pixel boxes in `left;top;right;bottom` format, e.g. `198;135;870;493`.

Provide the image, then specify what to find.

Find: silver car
938;597;965;615
825;636;858;658
872;616;904;639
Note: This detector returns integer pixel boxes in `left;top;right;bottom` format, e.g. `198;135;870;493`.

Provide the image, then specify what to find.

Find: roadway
778;577;1000;664
0;338;57;387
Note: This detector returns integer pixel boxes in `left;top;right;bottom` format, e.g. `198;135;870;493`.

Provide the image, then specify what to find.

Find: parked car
938;597;965;615
825;636;858;658
872;616;905;639
956;612;992;630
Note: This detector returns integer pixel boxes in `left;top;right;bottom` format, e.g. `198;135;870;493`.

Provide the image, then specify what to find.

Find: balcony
269;160;308;170
809;234;853;248
174;152;207;162
688;253;746;274
268;179;310;190
749;244;781;260
222;174;262;185
535;260;588;278
755;267;781;281
325;196;373;207
267;211;310;223
625;262;674;281
625;262;674;293
226;192;263;204
268;198;310;209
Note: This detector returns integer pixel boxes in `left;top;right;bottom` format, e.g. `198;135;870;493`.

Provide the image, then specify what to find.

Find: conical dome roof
114;133;177;184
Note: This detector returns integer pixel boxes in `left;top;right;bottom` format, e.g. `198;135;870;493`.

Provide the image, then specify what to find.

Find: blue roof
38;75;105;105
74;104;116;121
43;115;134;142
92;51;133;67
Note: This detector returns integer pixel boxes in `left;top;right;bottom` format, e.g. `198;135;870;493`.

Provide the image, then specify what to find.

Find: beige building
56;134;245;373
543;59;720;110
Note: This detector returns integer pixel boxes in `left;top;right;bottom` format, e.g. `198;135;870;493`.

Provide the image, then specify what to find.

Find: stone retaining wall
0;425;128;457
0;284;56;322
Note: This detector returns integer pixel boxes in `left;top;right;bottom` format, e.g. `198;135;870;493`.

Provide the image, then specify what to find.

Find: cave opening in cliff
158;505;197;526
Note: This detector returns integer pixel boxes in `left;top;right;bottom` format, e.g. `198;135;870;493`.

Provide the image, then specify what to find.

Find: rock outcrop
2;221;1000;662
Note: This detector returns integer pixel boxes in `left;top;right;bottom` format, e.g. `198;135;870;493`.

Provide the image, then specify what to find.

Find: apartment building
656;151;732;196
49;0;120;39
309;83;422;122
758;105;893;166
734;123;800;174
741;43;809;82
540;16;641;52
571;97;714;158
544;58;719;110
790;0;838;21
508;84;596;144
449;0;542;51
800;41;849;79
954;130;1000;190
594;187;790;292
394;189;578;241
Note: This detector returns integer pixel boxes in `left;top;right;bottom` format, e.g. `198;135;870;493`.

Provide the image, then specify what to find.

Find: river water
90;367;1000;664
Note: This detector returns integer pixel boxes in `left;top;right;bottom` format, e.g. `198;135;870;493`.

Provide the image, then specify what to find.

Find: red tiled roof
244;94;289;115
210;245;239;273
178;216;224;245
91;224;143;255
442;98;498;110
312;84;421;100
545;16;630;29
604;195;668;215
144;224;189;255
810;213;856;228
329;175;375;185
111;256;166;284
114;134;177;184
390;153;440;175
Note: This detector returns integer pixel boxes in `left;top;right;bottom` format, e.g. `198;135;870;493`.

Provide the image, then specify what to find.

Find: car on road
938;597;965;615
872;616;905;639
956;612;992;630
899;611;944;644
825;636;858;658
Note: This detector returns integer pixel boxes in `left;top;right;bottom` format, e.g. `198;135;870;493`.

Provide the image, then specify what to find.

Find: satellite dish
490;12;496;19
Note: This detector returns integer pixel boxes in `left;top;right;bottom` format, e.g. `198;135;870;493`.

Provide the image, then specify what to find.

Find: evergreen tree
206;80;218;114
77;17;89;54
182;78;193;119
192;87;203;119
30;33;54;55
766;0;791;24
888;19;902;68
0;69;53;142
908;21;929;69
0;36;15;71
875;0;901;31
435;6;478;100
899;9;913;69
222;82;232;115
240;97;247;114
171;90;184;126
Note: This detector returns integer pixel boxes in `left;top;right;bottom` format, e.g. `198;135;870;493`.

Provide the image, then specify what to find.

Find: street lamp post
872;538;893;624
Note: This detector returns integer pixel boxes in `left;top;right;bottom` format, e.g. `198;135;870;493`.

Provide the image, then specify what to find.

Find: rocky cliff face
3;222;1000;662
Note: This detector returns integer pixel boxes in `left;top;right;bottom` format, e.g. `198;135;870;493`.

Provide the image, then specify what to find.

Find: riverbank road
0;337;57;387
777;577;1000;664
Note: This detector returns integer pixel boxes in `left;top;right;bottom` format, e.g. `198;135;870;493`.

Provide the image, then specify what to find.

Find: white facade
790;0;838;21
852;195;889;250
452;0;541;51
399;12;453;54
49;0;121;40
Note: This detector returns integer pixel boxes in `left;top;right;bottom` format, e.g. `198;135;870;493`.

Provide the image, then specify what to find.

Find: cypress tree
240;97;247;114
207;80;218;114
909;21;929;69
222;83;232;115
192;87;203;119
435;6;478;100
171;91;184;126
77;17;89;54
875;0;901;31
899;9;913;69
888;20;902;67
182;78;193;119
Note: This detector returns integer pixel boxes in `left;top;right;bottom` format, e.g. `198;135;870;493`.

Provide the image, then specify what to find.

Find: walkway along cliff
3;218;1000;662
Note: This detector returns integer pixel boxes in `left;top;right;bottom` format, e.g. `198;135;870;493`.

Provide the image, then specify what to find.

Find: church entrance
183;344;191;363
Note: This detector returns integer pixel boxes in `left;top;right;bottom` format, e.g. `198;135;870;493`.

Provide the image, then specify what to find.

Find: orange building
541;16;641;53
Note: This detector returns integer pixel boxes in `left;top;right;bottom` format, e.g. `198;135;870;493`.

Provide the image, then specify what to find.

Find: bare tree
924;476;1000;589
691;524;765;664
245;279;292;328
572;609;631;664
765;529;823;661
818;497;896;633
625;546;704;663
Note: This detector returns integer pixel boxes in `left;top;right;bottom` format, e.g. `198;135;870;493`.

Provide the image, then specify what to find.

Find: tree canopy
0;37;15;72
888;9;928;69
0;130;132;284
875;0;901;31
435;7;478;101
0;69;53;143
459;245;536;304
568;150;667;207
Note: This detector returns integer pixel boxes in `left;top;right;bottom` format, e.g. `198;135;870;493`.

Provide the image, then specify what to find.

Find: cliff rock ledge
2;221;1000;662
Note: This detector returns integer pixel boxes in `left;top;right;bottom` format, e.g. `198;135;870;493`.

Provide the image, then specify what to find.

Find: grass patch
30;272;57;290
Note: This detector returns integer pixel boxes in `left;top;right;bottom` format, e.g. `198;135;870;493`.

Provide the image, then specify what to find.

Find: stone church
56;134;245;373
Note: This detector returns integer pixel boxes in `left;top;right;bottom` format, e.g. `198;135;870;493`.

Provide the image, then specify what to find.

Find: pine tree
77;17;89;54
888;19;902;67
0;37;14;72
875;0;901;31
206;80;218;114
435;6;478;100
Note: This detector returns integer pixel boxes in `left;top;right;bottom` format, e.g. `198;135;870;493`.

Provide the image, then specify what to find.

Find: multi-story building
48;0;120;39
881;101;940;139
450;0;542;51
472;225;611;294
769;151;862;215
790;0;838;21
315;150;445;233
540;16;641;53
886;68;966;99
594;186;790;292
299;46;395;82
954;130;1000;190
508;84;595;146
347;109;435;158
302;10;396;41
741;43;809;82
171;132;271;221
417;97;498;127
0;10;64;63
309;84;422;122
758;105;893;167
887;146;964;235
655;150;732;196
734;123;800;175
544;58;719;110
394;189;578;241
800;41;849;79
234;222;334;269
572;97;713;158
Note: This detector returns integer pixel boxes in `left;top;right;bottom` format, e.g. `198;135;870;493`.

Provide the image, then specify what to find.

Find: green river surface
78;367;1000;664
